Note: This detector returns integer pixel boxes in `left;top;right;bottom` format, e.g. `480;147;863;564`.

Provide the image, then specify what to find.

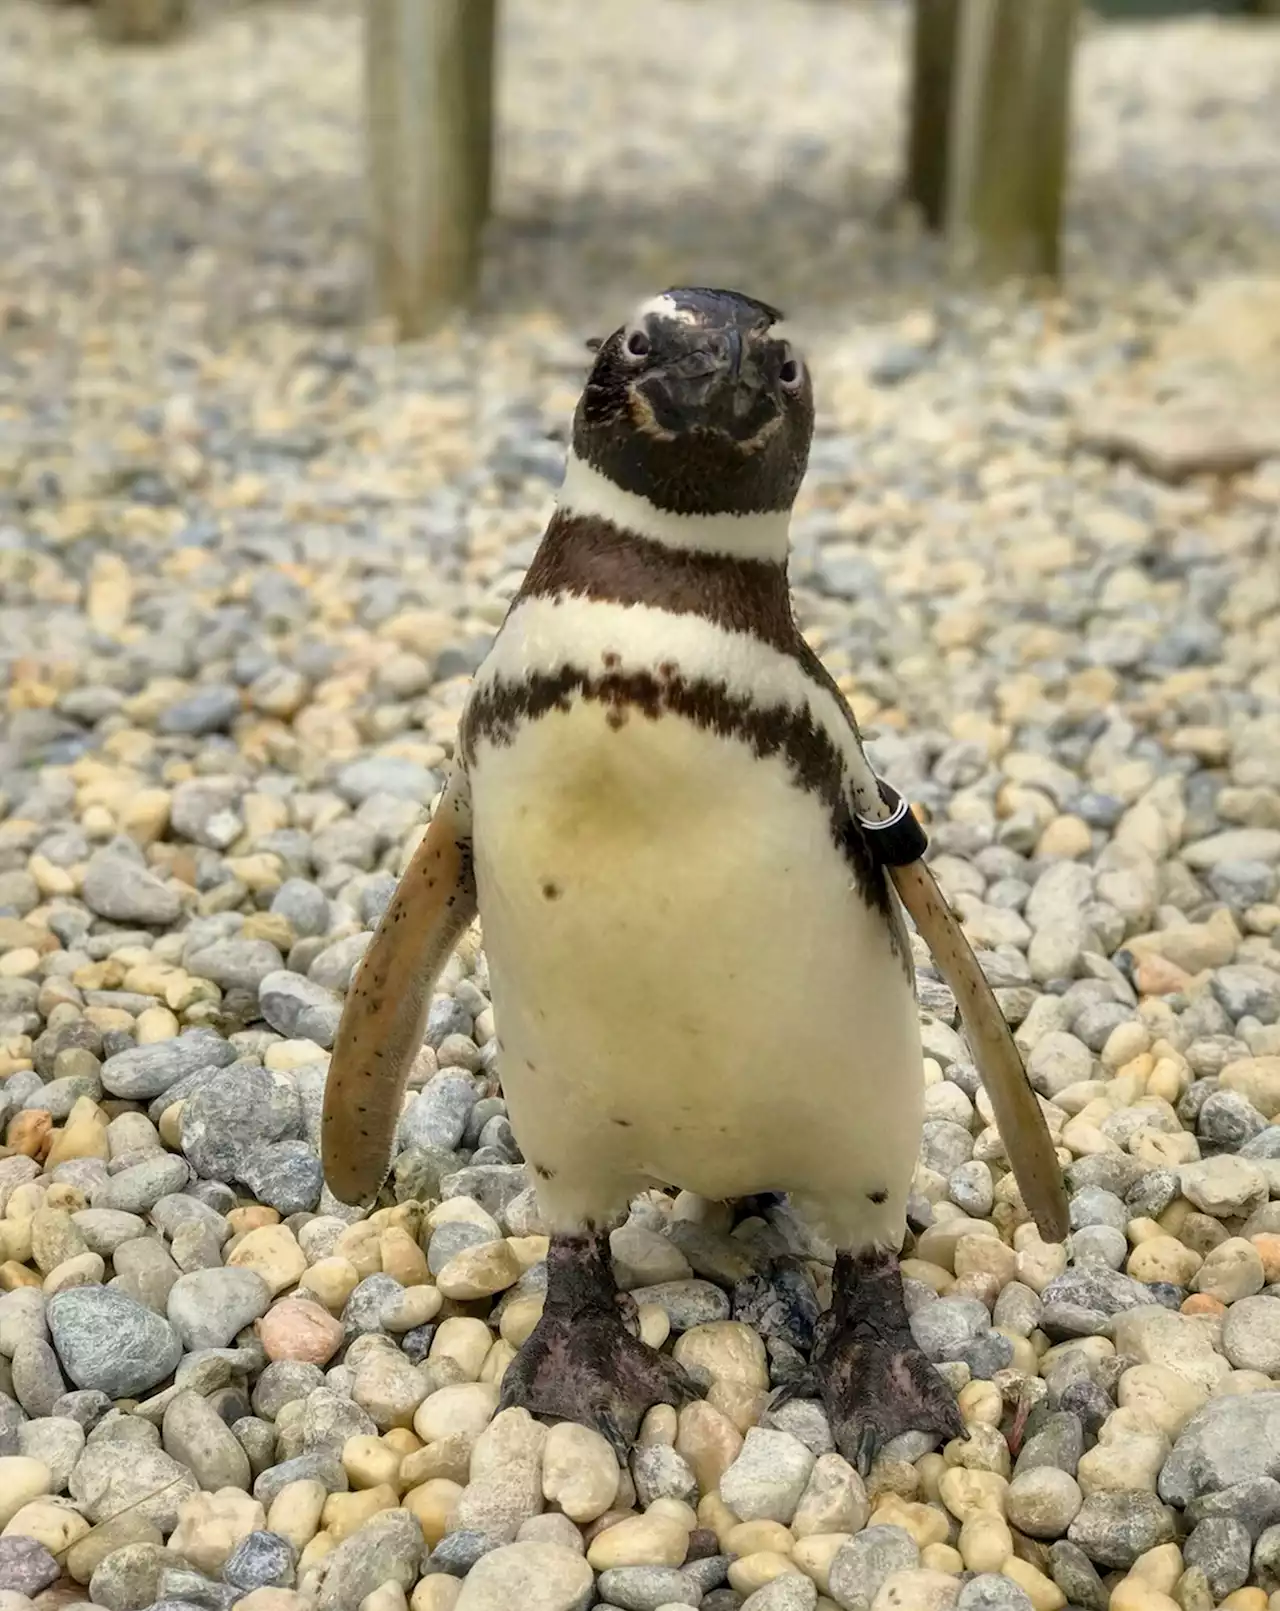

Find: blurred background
2;0;1279;795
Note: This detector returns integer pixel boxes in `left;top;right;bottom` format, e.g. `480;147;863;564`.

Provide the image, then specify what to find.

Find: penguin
322;286;1066;1471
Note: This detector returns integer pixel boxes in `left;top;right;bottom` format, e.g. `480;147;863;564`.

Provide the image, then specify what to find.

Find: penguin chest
466;692;921;1200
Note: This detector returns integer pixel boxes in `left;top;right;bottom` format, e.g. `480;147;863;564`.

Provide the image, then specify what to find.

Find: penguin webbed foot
498;1231;702;1460
801;1248;964;1477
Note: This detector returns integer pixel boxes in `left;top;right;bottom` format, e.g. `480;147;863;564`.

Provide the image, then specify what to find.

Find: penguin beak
633;327;778;442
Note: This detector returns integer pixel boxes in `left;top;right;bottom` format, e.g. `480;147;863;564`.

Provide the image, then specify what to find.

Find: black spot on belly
612;1117;632;1129
867;1187;888;1204
602;650;621;670
534;1163;556;1181
541;881;562;901
605;707;628;730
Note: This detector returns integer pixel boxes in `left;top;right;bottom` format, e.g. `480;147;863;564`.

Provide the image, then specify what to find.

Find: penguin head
572;287;815;519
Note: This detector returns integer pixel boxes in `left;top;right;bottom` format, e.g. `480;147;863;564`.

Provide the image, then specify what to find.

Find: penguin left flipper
321;766;476;1209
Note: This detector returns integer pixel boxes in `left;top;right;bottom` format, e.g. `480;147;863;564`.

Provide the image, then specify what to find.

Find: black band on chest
856;778;928;867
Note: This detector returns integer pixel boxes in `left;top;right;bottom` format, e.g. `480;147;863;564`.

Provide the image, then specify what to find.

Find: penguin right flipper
321;765;476;1209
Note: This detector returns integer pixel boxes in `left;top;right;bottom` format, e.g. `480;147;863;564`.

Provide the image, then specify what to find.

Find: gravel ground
3;2;1280;1610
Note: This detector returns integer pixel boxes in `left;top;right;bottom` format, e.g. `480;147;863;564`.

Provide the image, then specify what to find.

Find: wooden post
94;0;187;42
365;0;498;340
905;0;960;231
943;0;1079;282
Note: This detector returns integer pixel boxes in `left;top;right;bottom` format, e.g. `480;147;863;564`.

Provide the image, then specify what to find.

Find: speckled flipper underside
321;766;476;1208
889;859;1070;1244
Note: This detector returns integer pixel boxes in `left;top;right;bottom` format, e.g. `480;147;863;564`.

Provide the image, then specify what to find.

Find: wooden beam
905;0;960;231
94;0;187;42
943;0;1079;282
365;0;498;340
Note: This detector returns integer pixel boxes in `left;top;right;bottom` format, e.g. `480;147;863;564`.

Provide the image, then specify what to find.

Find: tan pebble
168;1488;266;1576
1181;1294;1226;1317
672;1321;770;1390
400;1434;474;1488
429;1316;494;1381
957;1381;1003;1428
675;1400;743;1496
0;1497;90;1554
698;1491;739;1549
958;1513;1013;1571
6;1111;51;1161
648;1496;698;1528
916;1455;947;1505
43;1251;105;1294
361;1584;409;1611
0;1458;51;1528
921;1544;964;1573
157;1102;185;1149
1002;1555;1066;1611
507;1234;549;1271
953;1237;1017;1288
1077;1433;1166;1494
298;1529;335;1572
298;1256;360;1312
322;1483;398;1540
1221;1595;1269;1611
44;1115;109;1168
342;1434;403;1491
1193;1237;1265;1303
872;1568;963;1611
639;1302;672;1352
136;1005;179;1043
478;1337;516;1386
498;1293;544;1350
413;1381;499;1443
901;1259;953;1295
638;1403;678;1447
257;1296;344;1365
266;1479;326;1553
335;1222;384;1279
1130;1543;1185;1593
727;1550;799;1592
705;1378;768;1434
235;1592;314;1611
541;1421;620;1523
227;1224;306;1295
792;1532;851;1595
402;1477;463;1547
383;1428;421;1458
379;1226;429;1287
382;1284;442;1333
1015;1240;1067;1293
726;1518;794;1556
1117;1364;1207;1437
228;1205;280;1235
1109;1582;1181;1611
1127;1237;1202;1287
435;1239;523;1301
411;1578;462;1611
586;1511;689;1569
870;1496;950;1548
944;1424;1010;1478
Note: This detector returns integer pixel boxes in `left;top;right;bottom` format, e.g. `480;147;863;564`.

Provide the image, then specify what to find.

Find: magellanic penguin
322;287;1068;1471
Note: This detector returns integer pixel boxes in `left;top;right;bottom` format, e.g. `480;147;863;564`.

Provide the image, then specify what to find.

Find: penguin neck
556;448;793;567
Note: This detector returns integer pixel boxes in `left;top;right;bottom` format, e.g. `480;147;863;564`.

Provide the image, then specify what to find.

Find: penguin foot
791;1248;964;1477
498;1230;702;1459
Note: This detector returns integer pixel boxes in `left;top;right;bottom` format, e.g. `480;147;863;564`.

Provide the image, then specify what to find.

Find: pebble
720;1429;816;1525
47;1287;182;1397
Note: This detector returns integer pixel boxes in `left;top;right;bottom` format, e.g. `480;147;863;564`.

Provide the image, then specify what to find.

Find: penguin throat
556;450;792;564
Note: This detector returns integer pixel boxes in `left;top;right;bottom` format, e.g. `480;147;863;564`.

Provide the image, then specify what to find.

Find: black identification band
856;777;928;866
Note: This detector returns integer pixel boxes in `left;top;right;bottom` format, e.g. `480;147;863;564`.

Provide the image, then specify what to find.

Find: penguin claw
499;1307;702;1456
809;1249;965;1474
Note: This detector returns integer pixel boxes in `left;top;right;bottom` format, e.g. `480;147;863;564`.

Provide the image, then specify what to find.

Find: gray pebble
223;1529;297;1590
162;1388;251;1490
180;1064;299;1183
270;879;331;938
167;1268;272;1352
0;1534;59;1598
956;1576;1035;1611
252;1449;348;1507
626;1280;730;1332
48;1288;182;1399
1067;1491;1176;1568
11;1338;67;1418
827;1524;920;1609
100;1030;236;1101
1184;1516;1251;1599
598;1565;705;1610
81;848;182;927
400;1073;478;1154
237;1140;323;1214
257;969;343;1047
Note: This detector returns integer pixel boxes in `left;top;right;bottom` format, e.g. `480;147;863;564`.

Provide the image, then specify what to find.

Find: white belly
470;698;924;1249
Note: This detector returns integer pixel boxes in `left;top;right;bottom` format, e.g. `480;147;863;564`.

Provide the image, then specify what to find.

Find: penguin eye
623;327;651;360
778;347;803;391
